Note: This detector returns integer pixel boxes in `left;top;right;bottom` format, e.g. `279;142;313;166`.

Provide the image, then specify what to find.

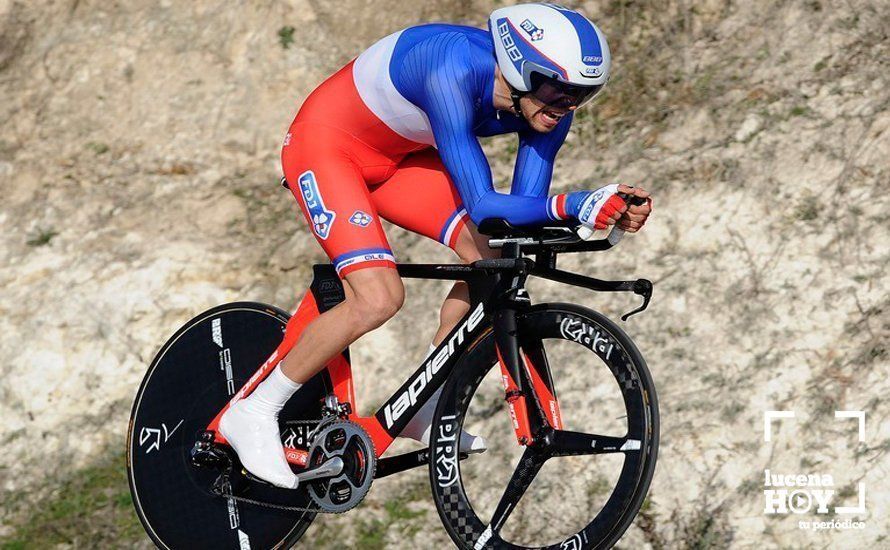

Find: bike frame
203;232;652;476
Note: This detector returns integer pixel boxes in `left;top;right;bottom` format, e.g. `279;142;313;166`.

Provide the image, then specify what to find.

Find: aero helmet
489;3;611;108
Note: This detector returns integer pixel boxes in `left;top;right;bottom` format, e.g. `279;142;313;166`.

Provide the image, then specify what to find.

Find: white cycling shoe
458;432;488;454
219;398;299;489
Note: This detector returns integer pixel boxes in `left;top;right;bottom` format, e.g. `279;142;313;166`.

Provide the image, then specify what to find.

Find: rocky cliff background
0;0;887;548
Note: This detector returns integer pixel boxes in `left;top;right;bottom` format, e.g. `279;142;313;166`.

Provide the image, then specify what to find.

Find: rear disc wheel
127;302;330;549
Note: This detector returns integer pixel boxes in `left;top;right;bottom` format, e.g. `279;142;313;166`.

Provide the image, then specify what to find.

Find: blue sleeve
511;114;572;198
396;33;555;226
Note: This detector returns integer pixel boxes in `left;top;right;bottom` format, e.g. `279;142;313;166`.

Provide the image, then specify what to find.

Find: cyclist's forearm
467;190;573;226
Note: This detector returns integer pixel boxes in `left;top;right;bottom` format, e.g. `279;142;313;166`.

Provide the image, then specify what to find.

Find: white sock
242;363;302;417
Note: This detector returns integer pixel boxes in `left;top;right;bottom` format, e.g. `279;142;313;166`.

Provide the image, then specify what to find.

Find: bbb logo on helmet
497;20;523;62
582;55;604;77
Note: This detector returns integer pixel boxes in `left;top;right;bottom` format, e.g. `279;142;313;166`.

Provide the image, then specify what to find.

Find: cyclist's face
519;93;576;133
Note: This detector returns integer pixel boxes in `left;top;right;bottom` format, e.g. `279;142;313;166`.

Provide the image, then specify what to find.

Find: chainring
306;420;376;513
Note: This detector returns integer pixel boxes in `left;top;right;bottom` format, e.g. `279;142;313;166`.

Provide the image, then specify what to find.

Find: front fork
492;272;562;447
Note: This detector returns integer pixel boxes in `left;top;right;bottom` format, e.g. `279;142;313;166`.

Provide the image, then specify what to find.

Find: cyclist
221;3;653;489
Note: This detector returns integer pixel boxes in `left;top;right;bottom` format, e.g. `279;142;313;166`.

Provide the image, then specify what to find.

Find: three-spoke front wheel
430;303;659;549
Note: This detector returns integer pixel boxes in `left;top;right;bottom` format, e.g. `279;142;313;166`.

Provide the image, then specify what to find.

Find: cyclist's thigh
370;148;470;250
282;124;396;278
371;149;497;262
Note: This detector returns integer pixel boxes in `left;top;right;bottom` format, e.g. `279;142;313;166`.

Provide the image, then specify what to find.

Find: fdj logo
298;170;336;240
520;18;544;41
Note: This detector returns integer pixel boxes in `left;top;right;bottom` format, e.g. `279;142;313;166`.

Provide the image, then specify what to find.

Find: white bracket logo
762;410;867;520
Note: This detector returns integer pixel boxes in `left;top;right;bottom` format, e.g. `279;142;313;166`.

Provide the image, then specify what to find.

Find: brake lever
621;279;653;321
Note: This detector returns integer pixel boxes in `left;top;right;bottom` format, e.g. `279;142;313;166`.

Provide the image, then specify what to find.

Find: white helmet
489;3;611;108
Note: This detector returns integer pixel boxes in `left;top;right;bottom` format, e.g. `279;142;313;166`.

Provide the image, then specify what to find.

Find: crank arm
296;456;344;483
239;456;344;488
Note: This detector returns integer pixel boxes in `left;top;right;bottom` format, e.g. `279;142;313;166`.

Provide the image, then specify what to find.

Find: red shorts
281;63;468;278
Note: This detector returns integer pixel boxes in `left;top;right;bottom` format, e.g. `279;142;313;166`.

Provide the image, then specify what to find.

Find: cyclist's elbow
468;210;487;227
465;201;493;227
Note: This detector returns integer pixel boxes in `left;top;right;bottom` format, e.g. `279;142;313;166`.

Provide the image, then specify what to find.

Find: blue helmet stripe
545;5;603;67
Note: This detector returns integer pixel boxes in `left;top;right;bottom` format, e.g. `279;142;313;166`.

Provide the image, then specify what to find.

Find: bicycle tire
127;301;330;549
429;303;659;550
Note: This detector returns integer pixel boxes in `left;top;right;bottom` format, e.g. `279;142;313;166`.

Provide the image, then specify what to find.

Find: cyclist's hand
616;185;652;233
575;184;626;230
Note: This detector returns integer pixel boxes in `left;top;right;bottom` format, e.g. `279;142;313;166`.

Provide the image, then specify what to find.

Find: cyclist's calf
432;223;499;344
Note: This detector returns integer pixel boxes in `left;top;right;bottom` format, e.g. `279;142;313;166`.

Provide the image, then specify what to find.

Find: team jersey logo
298;170;336;240
349;210;373;227
520;19;544;41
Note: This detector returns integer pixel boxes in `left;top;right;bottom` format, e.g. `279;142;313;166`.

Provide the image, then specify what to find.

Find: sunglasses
528;74;603;109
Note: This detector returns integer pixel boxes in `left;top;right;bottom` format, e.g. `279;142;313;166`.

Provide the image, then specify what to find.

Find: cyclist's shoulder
393;24;491;66
398;23;490;47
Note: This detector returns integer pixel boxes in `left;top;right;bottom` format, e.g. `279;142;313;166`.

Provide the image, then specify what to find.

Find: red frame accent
523;352;563;430
205;290;395;466
496;347;535;445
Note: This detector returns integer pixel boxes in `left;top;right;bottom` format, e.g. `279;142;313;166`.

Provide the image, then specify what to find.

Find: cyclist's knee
352;291;403;330
344;268;404;330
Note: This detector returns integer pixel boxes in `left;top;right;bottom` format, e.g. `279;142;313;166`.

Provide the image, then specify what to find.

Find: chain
211;481;328;514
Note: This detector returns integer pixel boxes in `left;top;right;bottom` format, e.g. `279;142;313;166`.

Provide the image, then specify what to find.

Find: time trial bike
127;205;658;549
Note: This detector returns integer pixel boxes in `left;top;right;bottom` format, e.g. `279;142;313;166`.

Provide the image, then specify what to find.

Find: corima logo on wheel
436;414;460;488
560;532;589;550
298;170;336;240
